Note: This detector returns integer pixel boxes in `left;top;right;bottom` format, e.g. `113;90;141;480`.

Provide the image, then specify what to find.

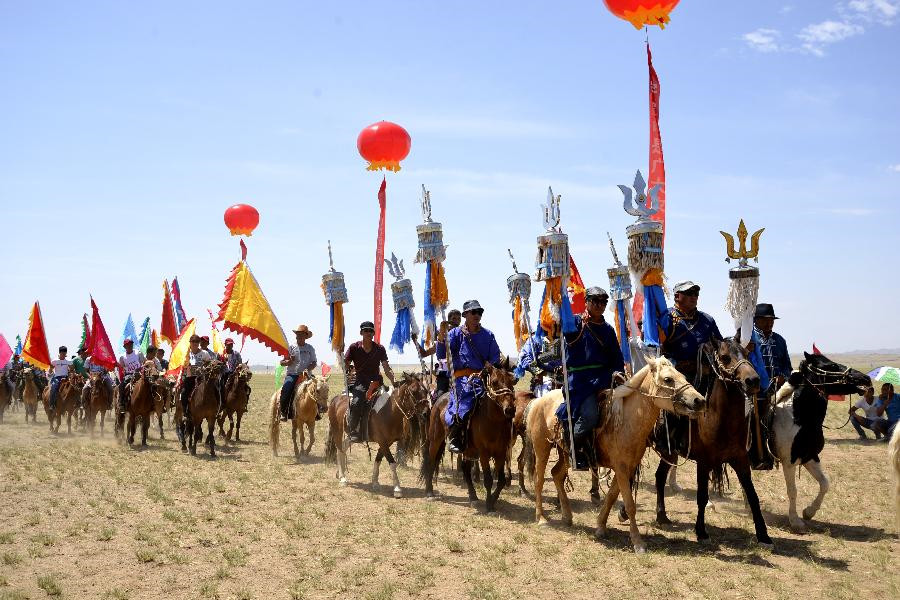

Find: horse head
310;375;330;415
68;372;85;389
201;360;224;381
799;352;870;395
397;372;430;414
235;362;253;384
646;357;706;416
706;337;760;395
481;361;517;419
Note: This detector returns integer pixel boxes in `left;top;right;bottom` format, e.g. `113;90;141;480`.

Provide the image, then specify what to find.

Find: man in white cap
278;325;317;422
659;281;722;385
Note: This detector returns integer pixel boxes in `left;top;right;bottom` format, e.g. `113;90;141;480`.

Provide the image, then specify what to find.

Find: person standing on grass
850;386;884;440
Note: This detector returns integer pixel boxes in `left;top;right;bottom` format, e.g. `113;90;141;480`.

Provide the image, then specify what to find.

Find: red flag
160;279;178;346
633;43;667;321
812;344;845;401
22;301;51;370
87;297;117;370
568;255;586;315
320;362;332;378
374;178;387;344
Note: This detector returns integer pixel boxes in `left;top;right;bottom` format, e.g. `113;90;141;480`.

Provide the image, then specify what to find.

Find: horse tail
709;463;730;496
324;417;337;464
418;412;440;484
268;392;280;456
523;431;536;485
889;425;900;531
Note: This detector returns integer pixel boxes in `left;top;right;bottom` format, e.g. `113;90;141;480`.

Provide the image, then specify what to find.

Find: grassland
0;353;897;599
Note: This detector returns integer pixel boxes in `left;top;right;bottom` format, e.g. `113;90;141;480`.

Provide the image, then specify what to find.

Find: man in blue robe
750;302;790;469
445;300;501;454
659;281;722;386
556;287;625;470
514;331;561;397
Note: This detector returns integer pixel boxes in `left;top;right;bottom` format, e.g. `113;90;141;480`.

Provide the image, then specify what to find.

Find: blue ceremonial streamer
423;261;436;341
119;313;137;353
15;335;23;356
560;286;578;335
328;303;335;345
536;286;547;339
642;285;667;347
616;299;632;364
390;307;413;353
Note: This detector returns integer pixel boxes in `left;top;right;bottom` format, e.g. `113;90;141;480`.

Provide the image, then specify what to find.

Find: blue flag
119;313;137;354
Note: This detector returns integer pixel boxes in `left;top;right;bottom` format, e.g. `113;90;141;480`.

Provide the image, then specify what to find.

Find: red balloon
224;204;259;237
357;121;411;172
603;0;680;29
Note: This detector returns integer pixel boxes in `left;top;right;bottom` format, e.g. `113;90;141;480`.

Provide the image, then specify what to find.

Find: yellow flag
166;319;196;375
211;327;224;355
218;261;289;357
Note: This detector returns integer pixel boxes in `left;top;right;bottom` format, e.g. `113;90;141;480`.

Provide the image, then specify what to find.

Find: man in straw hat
278;325;317;422
344;321;395;442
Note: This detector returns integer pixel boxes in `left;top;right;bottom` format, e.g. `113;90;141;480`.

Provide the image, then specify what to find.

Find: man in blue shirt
874;383;900;439
557;287;625;470
514;332;561;397
659;281;722;386
445;300;501;454
753;303;792;394
416;309;461;398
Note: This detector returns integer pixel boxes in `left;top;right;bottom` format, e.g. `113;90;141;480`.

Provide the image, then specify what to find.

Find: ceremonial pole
322;240;350;398
506;250;533;353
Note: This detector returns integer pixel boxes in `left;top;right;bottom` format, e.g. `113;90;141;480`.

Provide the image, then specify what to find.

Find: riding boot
347;399;362;443
278;387;291;422
572;433;593;472
447;415;467;454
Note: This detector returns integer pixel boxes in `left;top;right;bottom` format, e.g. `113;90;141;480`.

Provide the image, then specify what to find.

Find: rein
798;365;855;430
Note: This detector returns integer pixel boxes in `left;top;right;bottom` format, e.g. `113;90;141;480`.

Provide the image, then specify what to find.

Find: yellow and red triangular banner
22;301;51;370
166;318;196;376
216;257;289;358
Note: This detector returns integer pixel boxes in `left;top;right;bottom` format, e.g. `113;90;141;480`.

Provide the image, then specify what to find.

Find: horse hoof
338;478;348;487
594;527;608;539
563;517;573;527
617;507;629;524
537;517;549;527
590;492;603;507
468;501;478;509
669;483;683;494
633;545;647;554
393;489;402;499
756;538;775;551
656;512;672;525
801;508;816;521
789;520;807;534
696;533;711;544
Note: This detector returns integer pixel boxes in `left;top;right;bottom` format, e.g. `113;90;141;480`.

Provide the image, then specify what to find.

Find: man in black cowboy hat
753;303;791;394
344;321;395;442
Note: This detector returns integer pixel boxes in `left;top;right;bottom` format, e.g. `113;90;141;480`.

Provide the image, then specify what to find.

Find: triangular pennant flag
216;259;289;358
166;319;196;376
119;314;137;353
320;362;332;378
87;297;118;371
22;301;51;370
274;363;285;390
0;334;12;370
160;279;179;346
138;317;151;356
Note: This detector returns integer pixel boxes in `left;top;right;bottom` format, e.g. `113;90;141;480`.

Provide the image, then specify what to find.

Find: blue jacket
660;308;722;364
447;326;501;372
564;318;625;391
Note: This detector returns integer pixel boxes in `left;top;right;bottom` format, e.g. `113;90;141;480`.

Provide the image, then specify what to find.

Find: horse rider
72;347;89;378
180;334;208;417
444;300;501;454
48;346;73;411
199;336;217;361
749;302;791;469
656;281;722;454
558;287;625;471
344;321;395;443
117;338;144;414
1;354;15;400
513;330;562;398
142;345;161;372
220;337;243;412
83;350;114;402
156;348;169;372
279;325;317;421
416;309;462;398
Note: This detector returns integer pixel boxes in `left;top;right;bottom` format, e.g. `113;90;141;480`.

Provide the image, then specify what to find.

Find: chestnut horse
0;376;11;423
524;358;705;553
22;368;41;423
325;373;430;498
152;376;175;439
653;337;772;547
86;372;113;437
126;366;158;447
42;373;84;434
269;374;330;459
218;363;253;442
419;362;518;513
184;360;223;457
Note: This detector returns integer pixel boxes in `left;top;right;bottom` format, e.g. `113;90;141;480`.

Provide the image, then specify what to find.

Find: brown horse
325;373;430;498
269;374;330;459
42;373;84;434
218;363;253;442
419;362;518;513
85;372;113;437
184;360;223;457
653;337;772;547
0;376;11;423
126;366;158;447
22;368;41;423
524;358;705;553
152;376;175;439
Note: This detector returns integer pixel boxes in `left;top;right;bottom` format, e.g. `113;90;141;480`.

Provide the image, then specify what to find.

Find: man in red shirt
344;321;395;442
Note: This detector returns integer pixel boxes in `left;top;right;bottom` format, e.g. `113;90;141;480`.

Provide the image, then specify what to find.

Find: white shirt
51;359;72;377
854;398;884;420
120;352;143;374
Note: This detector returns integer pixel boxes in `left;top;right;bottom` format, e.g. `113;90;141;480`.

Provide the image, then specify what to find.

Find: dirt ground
0;357;897;600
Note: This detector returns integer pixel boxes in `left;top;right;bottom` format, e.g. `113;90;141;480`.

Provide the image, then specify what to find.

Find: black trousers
180;376;196;414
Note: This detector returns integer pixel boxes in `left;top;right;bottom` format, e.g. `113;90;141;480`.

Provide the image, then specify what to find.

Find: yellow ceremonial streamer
220;262;290;356
211;328;224;355
429;260;449;308
332;302;345;354
641;268;664;287
513;295;525;352
539;278;563;342
166;319;196;375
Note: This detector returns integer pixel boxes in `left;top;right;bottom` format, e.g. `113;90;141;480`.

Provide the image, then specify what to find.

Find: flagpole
559;276;577;465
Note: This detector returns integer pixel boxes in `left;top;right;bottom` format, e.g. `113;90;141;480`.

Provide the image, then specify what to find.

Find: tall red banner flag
373;178;387;344
633;43;667;320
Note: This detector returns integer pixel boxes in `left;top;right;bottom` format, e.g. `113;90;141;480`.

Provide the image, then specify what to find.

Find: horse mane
774;379;795;405
608;364;652;428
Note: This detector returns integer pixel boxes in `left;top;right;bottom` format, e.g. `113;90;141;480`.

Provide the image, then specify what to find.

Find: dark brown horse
217;363;252;442
86;372;113;437
0;375;11;424
22;368;41;423
152;376;175;439
420;362;518;513
653;337;772;547
184;360;223;457
42;373;84;434
325;373;430;497
126;366;158;446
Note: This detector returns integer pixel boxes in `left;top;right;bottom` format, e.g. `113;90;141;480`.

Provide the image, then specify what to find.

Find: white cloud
889;164;900;172
797;20;864;55
846;0;900;23
824;207;877;216
405;116;571;140
780;5;795;14
742;28;782;52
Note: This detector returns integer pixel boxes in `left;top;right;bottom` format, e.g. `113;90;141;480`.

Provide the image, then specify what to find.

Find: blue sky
2;0;898;366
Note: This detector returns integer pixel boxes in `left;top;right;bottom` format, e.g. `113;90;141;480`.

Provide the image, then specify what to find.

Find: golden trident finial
720;220;764;265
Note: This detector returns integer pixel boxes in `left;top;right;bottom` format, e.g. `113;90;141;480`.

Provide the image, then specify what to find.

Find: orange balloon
602;0;680;29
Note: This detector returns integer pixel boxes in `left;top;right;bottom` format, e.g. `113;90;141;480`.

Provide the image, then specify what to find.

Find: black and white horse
771;352;870;532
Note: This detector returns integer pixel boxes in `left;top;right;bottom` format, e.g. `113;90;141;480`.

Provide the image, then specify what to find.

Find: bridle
393;376;427;421
802;361;853;392
704;345;753;386
481;368;515;412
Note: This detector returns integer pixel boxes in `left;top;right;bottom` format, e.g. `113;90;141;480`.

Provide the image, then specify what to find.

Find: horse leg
801;460;830;523
481;454;497;513
730;458;772;547
550;456;572;526
67;411;72;434
292;422;301;460
305;421;315;456
596;474;620;539
695;462;711;542
217;412;226;438
655;459;673;525
589;468;602;507
190;422;197;455
616;465;646;553
337;436;349;486
533;443;551;525
127;414;135;445
782;462;805;532
461;459;479;507
226;412;234;441
383;447;402;498
372;448;384;490
668;465;683;493
207;418;216;458
516;443;528;497
158;412;164;439
235;411;243;442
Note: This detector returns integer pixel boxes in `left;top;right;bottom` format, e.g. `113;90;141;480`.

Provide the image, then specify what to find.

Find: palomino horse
126;366;157;447
653;337;771;547
269;374;330;459
218;363;253;442
326;373;430;498
22;368;41;423
419;362;518;513
86;372;113;437
890;425;900;530
42;373;85;434
152;376;175;439
770;352;869;532
183;360;223;457
524;358;705;553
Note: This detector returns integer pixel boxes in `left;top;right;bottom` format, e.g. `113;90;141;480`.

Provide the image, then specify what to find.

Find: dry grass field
1;353;897;599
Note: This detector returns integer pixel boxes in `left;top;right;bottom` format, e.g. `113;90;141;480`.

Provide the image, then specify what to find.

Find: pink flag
0;334;12;369
320;362;332;378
